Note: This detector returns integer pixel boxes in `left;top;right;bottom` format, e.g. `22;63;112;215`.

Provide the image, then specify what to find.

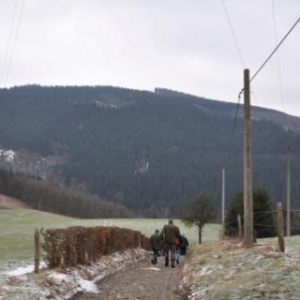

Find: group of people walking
149;219;189;268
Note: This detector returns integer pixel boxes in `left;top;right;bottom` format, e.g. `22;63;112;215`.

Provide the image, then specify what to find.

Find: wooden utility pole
286;146;291;236
243;68;254;247
277;202;285;252
222;168;225;236
34;228;41;273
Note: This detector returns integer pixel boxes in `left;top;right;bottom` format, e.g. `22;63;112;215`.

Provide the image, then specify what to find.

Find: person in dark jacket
180;234;189;255
160;219;181;268
149;229;162;264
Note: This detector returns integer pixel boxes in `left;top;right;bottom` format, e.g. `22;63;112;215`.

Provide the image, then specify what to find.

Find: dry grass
0;194;29;209
183;239;300;299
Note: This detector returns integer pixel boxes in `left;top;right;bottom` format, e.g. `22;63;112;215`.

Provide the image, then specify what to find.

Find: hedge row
40;226;149;268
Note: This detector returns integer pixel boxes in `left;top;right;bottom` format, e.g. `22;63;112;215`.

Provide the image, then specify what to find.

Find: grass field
184;236;300;299
2;209;300;299
0;208;221;267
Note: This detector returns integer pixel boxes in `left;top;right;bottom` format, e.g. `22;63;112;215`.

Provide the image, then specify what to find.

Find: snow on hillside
0;149;16;162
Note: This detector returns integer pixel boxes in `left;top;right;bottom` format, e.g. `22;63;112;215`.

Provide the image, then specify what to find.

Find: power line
219;0;246;143
250;14;300;83
1;0;26;87
230;89;243;142
271;0;293;151
0;0;19;87
219;0;245;67
231;14;300;140
271;0;286;116
219;3;245;180
270;3;300;154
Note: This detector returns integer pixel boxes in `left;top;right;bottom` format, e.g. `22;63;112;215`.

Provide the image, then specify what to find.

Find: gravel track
71;252;186;300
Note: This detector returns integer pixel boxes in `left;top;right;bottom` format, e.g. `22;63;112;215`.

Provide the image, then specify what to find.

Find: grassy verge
183;237;300;299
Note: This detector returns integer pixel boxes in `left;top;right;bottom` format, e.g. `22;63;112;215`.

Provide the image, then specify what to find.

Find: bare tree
181;192;214;244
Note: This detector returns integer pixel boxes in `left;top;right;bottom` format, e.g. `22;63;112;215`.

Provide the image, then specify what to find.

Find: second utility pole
286;146;291;236
243;68;254;247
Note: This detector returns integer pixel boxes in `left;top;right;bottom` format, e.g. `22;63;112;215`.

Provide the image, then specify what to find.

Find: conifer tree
225;187;276;238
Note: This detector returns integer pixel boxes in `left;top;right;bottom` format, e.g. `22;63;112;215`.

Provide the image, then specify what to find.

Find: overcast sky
0;0;300;116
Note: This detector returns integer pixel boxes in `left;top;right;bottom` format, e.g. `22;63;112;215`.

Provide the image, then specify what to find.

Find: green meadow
2;209;300;299
0;209;221;266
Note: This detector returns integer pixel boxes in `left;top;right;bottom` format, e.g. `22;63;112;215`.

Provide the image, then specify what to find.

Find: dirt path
71;252;186;300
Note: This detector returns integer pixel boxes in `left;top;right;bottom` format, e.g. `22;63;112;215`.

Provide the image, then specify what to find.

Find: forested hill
1;85;300;217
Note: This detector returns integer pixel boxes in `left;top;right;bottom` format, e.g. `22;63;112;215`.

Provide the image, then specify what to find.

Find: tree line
182;186;300;244
0;169;132;218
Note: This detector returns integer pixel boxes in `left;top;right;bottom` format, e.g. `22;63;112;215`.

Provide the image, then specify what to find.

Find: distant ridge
1;85;300;216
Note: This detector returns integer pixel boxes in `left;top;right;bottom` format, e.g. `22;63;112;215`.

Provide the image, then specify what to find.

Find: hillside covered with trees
1;85;300;217
0;169;132;218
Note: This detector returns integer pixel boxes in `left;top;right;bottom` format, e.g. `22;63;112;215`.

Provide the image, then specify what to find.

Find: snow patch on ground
141;267;161;271
4;262;47;277
4;265;35;277
181;239;300;300
77;278;98;293
0;248;147;300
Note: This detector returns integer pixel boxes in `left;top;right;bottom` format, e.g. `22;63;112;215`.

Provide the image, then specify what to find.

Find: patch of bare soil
71;252;186;300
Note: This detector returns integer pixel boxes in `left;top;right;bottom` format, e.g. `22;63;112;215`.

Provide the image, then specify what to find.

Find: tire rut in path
72;253;185;300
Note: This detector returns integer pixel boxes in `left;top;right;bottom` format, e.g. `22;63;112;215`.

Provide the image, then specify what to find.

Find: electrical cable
0;0;19;87
250;14;300;83
271;0;294;153
218;0;245;145
219;0;245;67
2;0;26;87
229;89;243;144
231;13;300;140
236;13;300;97
272;0;287;116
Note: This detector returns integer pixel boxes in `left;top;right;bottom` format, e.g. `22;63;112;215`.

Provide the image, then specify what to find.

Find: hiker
180;234;189;255
149;229;162;265
175;237;181;264
160;219;181;268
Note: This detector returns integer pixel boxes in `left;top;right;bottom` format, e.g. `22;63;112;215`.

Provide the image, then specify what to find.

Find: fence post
277;202;285;252
34;228;41;273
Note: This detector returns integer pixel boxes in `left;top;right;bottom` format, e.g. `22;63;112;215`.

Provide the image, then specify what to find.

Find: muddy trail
71;252;187;300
